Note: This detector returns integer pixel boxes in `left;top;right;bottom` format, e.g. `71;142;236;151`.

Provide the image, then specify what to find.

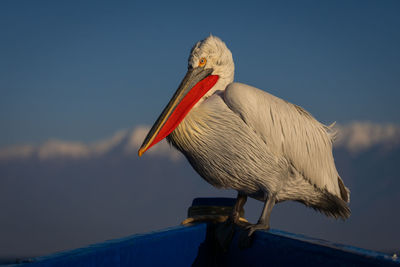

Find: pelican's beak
138;67;219;156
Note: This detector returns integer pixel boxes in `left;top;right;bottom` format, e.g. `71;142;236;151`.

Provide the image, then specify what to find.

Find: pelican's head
189;35;235;95
138;35;234;156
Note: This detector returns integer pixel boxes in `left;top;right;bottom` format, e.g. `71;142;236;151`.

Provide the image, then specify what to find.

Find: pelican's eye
198;57;207;67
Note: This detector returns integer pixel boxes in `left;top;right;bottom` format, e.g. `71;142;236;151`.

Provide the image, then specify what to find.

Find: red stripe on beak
146;75;219;151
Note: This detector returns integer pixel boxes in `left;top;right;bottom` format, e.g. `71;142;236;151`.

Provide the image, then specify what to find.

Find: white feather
224;82;344;198
166;35;350;219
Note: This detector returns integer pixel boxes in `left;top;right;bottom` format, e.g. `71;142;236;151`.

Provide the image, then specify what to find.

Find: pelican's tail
313;189;351;219
277;174;351;220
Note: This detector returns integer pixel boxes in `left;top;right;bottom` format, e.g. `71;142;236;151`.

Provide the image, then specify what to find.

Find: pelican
138;35;350;240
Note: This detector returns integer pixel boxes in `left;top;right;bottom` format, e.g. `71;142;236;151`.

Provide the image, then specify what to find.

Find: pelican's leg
239;195;275;249
216;192;247;251
249;196;275;233
229;192;247;223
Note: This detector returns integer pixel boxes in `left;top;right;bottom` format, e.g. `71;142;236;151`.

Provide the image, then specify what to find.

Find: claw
246;223;270;235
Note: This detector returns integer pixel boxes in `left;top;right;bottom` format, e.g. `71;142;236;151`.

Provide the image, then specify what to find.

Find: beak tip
138;148;144;157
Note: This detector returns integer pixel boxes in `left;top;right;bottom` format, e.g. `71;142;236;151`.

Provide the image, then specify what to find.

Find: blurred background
1;0;399;263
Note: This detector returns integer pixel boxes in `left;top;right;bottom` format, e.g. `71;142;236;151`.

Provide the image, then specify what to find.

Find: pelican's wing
224;82;349;201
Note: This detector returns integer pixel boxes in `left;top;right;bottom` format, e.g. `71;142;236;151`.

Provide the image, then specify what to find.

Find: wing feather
224;82;348;200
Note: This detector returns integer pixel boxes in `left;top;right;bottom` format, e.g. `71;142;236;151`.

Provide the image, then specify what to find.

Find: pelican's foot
238;223;270;249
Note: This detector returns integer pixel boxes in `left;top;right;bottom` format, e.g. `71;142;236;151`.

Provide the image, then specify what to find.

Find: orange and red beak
138;67;219;156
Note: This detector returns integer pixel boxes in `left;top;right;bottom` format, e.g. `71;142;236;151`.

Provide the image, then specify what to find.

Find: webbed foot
238;223;270;249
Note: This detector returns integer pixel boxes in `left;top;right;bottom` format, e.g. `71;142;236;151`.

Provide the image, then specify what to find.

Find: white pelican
139;35;350;239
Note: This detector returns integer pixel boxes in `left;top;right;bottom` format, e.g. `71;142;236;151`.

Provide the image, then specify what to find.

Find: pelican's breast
167;93;289;196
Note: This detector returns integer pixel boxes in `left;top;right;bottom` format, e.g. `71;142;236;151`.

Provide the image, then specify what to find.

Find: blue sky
1;0;399;147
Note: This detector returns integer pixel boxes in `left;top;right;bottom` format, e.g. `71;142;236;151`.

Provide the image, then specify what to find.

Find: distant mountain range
1;122;400;161
0;126;181;161
0;122;399;259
